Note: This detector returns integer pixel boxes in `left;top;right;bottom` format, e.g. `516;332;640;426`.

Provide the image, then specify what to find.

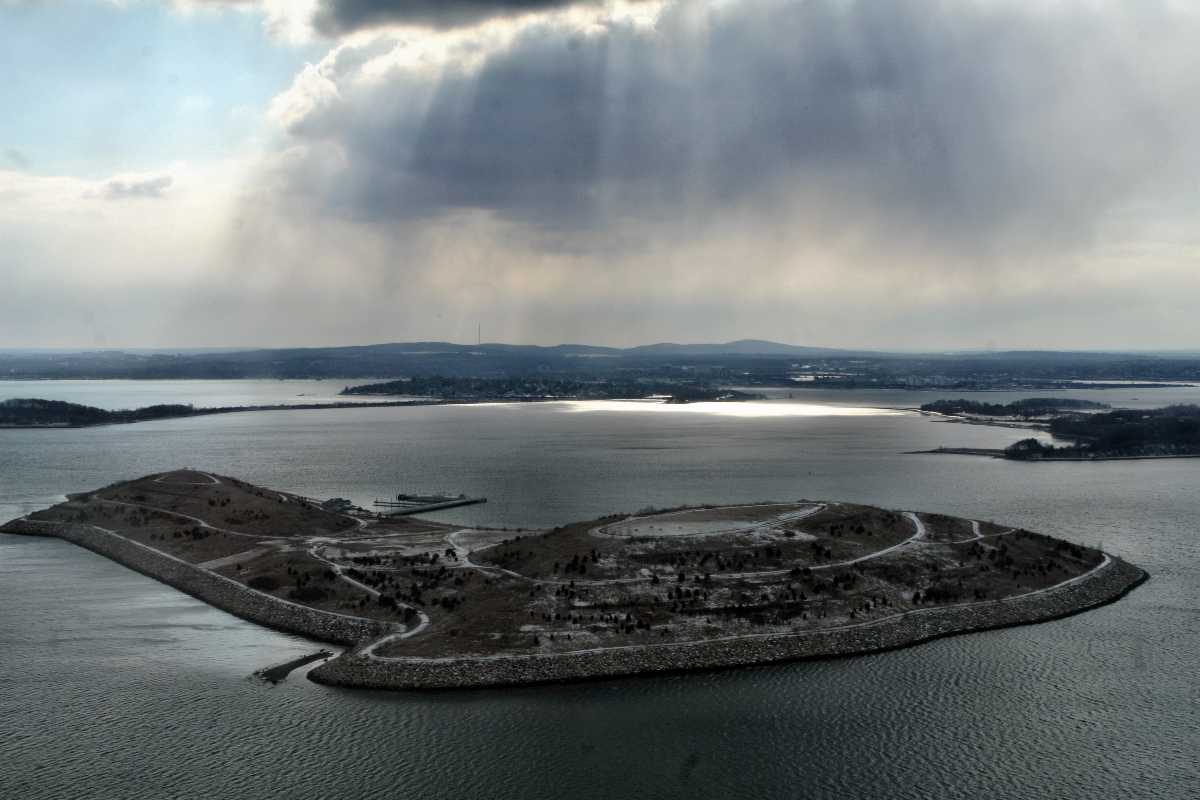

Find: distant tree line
0;396;444;428
341;375;761;402
0;398;195;427
921;397;1108;417
1005;404;1200;458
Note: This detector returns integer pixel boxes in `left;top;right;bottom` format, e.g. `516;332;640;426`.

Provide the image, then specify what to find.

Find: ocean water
0;378;388;410
0;383;1195;799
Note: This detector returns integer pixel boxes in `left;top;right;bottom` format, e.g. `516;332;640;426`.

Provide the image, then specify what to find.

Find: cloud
267;1;1200;258
311;0;634;34
3;148;29;169
101;174;174;200
8;0;1200;349
206;0;1200;348
163;0;636;40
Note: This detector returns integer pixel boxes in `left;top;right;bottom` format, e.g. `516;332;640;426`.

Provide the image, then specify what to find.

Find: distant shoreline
913;447;1200;462
0;399;466;429
0;393;766;430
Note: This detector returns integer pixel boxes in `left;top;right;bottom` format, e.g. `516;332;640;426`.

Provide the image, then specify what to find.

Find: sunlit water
559;399;904;417
0;382;1196;798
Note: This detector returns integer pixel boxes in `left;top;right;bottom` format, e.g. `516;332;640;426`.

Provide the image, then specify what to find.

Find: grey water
1;383;1196;798
0;378;391;410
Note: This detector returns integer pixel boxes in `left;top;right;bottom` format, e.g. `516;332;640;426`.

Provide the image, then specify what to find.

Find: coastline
1;515;1146;691
0;398;509;429
307;556;1146;690
1;519;393;646
0;395;758;429
914;447;1200;462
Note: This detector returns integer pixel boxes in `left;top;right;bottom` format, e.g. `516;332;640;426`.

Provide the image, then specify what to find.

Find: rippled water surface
1;382;1196;799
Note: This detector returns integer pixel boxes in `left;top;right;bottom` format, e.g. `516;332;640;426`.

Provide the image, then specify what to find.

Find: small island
2;471;1145;689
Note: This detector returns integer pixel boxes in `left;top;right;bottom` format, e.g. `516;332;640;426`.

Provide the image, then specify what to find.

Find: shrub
247;575;280;592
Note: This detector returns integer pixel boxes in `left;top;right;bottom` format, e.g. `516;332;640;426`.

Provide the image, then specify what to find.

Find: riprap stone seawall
2;520;391;646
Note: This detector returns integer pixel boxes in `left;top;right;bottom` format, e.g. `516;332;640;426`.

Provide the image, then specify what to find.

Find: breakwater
2;520;392;646
309;558;1146;690
256;650;334;683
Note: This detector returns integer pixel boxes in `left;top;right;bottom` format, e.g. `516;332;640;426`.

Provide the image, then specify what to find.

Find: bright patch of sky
0;0;318;178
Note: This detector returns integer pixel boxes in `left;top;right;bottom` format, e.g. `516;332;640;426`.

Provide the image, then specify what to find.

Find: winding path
307;543;432;641
435;507;926;588
361;553;1116;664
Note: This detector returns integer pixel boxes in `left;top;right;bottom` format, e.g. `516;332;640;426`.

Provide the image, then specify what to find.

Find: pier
373;494;488;516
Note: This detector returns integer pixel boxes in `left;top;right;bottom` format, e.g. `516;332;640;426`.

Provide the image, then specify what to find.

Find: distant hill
0;340;849;380
1;340;1198;383
625;339;850;357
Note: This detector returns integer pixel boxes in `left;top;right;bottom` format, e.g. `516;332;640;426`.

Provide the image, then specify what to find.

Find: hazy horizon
2;338;1200;357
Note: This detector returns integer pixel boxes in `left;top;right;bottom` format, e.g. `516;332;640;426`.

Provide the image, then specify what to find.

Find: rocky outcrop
4;520;391;646
308;557;1146;690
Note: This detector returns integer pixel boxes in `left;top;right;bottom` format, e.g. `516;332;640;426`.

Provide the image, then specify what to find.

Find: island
2;471;1146;689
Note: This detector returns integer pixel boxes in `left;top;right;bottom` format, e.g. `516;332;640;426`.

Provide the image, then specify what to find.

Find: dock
373;494;487;516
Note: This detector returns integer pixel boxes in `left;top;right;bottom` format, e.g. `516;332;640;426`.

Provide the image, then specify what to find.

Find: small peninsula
920;397;1110;418
3;471;1145;689
922;400;1200;461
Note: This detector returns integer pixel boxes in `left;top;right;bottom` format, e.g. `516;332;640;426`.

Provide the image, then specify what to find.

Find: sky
1;0;1198;350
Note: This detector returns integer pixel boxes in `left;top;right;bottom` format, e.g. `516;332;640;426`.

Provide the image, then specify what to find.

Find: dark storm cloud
312;0;622;34
272;0;1199;259
101;175;173;200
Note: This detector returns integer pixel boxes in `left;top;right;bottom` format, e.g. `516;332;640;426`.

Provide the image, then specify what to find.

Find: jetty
255;649;335;684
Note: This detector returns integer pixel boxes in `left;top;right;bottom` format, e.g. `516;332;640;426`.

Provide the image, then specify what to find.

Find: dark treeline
0;397;442;428
342;376;760;402
0;398;196;426
1005;405;1200;459
921;398;1109;417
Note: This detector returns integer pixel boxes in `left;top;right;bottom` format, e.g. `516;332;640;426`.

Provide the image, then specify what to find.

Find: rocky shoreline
2;517;1146;691
2;519;393;646
311;557;1146;690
